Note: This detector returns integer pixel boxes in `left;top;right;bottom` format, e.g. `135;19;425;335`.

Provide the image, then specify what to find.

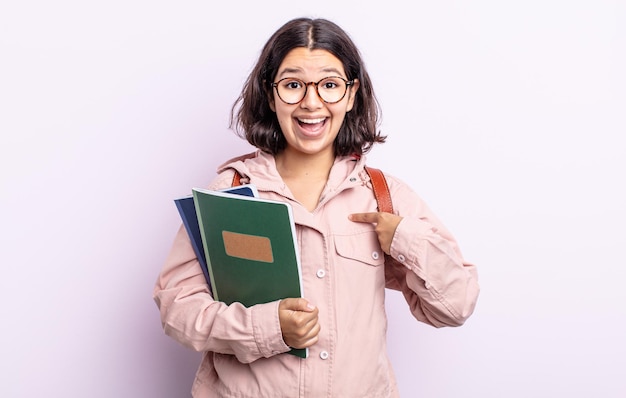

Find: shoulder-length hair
230;17;385;156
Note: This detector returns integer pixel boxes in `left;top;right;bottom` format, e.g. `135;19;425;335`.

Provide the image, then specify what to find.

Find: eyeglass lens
274;77;350;104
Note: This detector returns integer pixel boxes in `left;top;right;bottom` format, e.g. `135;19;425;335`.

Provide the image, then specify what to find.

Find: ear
346;79;360;112
269;95;276;112
267;86;277;112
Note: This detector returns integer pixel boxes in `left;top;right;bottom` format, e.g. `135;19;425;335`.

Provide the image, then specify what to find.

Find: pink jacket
154;151;479;397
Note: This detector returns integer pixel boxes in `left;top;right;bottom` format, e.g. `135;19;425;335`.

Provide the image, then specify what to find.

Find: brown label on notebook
222;231;274;263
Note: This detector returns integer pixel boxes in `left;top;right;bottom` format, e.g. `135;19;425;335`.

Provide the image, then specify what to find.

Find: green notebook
192;187;307;358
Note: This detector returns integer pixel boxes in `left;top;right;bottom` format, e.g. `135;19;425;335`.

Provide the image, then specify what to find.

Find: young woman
154;17;479;398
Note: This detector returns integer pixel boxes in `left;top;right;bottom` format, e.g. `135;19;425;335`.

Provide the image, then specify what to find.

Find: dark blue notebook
174;184;258;289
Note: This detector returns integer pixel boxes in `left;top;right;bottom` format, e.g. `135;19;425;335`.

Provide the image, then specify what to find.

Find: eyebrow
276;67;345;79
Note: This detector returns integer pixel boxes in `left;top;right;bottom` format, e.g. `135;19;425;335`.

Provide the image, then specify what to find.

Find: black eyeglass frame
270;76;355;105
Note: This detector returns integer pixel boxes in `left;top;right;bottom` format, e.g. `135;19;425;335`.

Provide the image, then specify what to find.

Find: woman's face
270;47;359;158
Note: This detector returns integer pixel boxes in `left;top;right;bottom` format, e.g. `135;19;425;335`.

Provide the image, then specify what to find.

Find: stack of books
174;185;306;358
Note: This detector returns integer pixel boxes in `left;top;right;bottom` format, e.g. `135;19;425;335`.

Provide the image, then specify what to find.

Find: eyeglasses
271;76;355;105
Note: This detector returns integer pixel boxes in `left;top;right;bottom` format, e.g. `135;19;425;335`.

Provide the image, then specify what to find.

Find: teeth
298;117;325;124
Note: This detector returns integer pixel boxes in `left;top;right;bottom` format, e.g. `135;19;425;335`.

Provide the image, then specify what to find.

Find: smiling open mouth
297;117;327;131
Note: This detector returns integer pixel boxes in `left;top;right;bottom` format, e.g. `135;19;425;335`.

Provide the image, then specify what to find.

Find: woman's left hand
349;212;403;255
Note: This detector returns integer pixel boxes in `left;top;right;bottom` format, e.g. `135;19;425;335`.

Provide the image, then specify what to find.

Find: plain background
1;1;625;397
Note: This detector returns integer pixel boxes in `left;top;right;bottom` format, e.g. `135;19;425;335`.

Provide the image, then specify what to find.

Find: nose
300;82;324;110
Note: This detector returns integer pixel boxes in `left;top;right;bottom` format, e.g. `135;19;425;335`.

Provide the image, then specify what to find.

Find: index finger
348;212;381;224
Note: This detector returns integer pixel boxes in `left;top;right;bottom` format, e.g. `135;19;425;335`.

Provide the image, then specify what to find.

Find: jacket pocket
334;230;385;267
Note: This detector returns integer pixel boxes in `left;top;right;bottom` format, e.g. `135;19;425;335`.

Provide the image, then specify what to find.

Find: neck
275;148;335;181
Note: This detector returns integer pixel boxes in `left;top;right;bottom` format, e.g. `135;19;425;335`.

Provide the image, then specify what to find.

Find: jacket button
316;269;326;278
371;251;379;260
320;351;329;360
397;254;406;262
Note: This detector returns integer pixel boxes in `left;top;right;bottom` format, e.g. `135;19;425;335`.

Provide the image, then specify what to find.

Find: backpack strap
364;166;405;290
231;170;243;187
364;167;393;214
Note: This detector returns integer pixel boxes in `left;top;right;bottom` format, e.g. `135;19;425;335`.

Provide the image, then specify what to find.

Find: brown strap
365;166;398;274
231;170;242;187
365;167;393;214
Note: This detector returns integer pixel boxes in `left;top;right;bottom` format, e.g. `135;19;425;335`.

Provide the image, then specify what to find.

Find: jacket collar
217;150;369;200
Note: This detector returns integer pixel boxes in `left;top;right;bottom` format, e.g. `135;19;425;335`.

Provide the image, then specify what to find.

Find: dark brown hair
230;17;385;156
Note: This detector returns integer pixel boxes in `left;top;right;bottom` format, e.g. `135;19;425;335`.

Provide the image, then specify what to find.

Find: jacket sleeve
384;176;480;327
153;173;291;363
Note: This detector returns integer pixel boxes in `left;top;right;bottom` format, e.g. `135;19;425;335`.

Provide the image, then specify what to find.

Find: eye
319;77;344;90
282;79;304;90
